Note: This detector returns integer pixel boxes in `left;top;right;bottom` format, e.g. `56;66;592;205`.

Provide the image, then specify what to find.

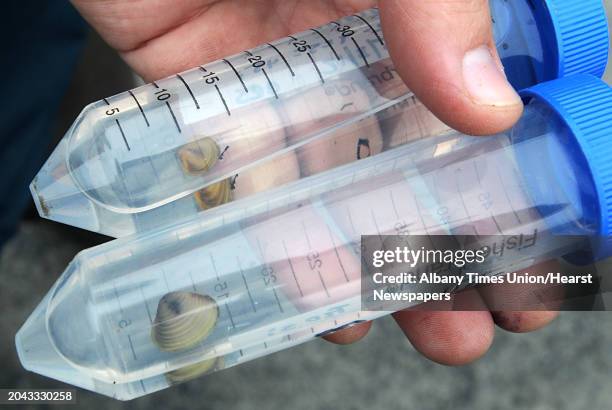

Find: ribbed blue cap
536;0;609;79
520;75;612;257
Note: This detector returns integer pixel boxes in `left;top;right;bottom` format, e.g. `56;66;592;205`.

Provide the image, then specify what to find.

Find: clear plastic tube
17;100;598;399
31;1;549;236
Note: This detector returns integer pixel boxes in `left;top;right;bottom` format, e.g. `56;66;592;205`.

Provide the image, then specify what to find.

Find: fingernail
315;320;366;338
462;46;522;107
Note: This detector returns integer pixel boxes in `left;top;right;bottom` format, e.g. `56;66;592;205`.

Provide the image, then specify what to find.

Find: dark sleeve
0;0;88;247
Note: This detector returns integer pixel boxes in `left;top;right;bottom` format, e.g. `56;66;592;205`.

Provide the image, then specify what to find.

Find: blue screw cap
520;74;612;258
537;0;609;80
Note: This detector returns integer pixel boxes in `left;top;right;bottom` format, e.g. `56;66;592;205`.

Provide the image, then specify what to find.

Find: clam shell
152;291;219;352
194;179;232;210
165;357;223;384
178;137;220;174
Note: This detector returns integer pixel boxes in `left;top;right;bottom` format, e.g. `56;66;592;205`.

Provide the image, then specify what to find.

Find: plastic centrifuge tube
30;0;609;237
16;75;612;399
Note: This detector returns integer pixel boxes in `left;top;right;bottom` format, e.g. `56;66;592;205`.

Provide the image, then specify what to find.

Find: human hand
72;0;555;365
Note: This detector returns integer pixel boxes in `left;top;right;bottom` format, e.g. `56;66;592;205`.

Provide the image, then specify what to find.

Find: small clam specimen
356;138;371;160
194;179;232;210
152;291;219;352
178;137;220;174
165;357;223;384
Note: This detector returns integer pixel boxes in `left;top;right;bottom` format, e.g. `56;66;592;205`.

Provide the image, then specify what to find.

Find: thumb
379;0;523;135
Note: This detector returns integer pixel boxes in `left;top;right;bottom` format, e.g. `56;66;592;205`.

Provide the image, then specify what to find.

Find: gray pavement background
2;2;612;409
